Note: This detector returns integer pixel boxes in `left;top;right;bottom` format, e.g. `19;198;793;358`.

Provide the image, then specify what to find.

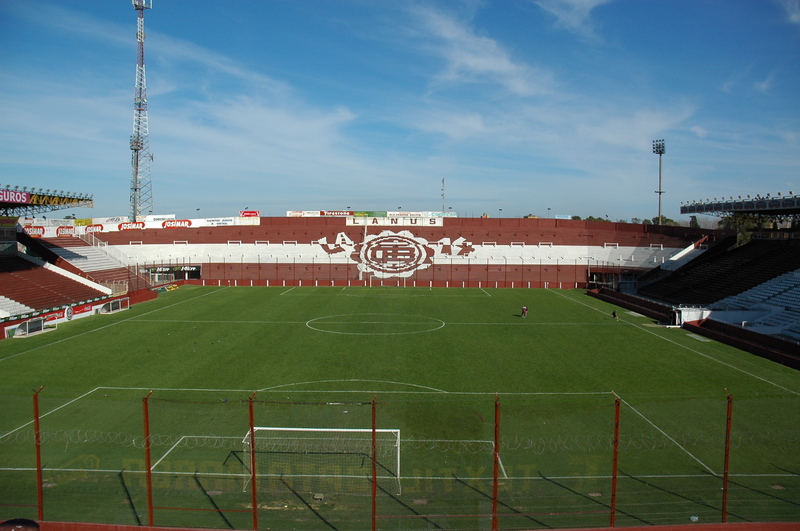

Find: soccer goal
242;427;401;495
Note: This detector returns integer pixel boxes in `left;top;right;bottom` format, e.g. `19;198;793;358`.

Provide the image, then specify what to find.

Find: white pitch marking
619;396;716;475
548;290;800;396
1;387;101;439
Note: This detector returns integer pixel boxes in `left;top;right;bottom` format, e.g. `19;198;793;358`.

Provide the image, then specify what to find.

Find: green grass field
1;285;799;529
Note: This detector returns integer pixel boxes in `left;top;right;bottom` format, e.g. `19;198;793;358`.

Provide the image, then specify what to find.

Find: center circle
306;313;445;335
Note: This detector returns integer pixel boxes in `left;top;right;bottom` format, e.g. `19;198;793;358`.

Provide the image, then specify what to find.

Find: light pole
653;139;665;225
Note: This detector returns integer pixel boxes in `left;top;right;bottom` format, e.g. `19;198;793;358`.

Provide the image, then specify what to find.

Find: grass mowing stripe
0;466;794;482
1;386;101;438
630;322;800;396
618;396;716;475
2;286;797;527
549;289;800;396
0;286;229;363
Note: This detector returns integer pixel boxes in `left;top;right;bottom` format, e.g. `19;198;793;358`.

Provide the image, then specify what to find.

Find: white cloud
532;0;614;37
691;126;708;138
753;70;777;93
774;0;800;24
412;6;554;96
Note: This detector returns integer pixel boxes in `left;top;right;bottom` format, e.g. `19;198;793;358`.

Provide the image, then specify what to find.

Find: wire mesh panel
144;390;254;529
612;394;734;527
1;389;146;524
2;387;799;529
723;393;800;524
0;393;40;521
374;394;498;530
245;392;382;530
496;393;617;530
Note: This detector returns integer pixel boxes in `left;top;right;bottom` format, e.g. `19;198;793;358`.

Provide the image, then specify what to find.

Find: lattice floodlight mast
130;0;154;222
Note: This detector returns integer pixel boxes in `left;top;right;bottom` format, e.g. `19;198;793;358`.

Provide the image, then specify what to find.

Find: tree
650;216;677;226
689;216;700;229
718;213;769;246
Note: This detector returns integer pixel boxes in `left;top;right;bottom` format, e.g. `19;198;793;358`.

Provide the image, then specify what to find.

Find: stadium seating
710;269;800;339
40;238;124;271
39;238;148;292
637;240;800;306
0;254;108;314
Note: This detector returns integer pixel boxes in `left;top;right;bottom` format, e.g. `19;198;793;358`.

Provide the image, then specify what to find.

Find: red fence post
492;393;500;531
249;391;258;530
610;392;621;527
142;390;154;527
32;386;44;521
372;395;378;531
722;389;733;523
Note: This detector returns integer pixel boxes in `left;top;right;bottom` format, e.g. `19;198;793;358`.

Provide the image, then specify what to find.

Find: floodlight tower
652;139;665;225
130;0;154;222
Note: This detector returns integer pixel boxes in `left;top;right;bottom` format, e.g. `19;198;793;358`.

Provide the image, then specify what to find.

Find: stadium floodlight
652;139;665;225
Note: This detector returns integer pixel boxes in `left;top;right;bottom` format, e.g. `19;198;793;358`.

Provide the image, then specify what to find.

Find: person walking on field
612;310;618;320
522;306;528;318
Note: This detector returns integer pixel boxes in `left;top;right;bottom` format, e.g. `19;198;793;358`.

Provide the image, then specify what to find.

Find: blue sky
1;0;798;222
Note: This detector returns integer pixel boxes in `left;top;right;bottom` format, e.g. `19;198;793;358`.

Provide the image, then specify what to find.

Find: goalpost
242;427;402;495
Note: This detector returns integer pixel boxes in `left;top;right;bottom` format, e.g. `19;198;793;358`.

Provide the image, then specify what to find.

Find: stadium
2;1;799;530
2;187;800;531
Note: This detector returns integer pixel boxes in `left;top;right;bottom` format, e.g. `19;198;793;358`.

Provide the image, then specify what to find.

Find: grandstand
2;190;798;363
595;196;800;367
2;189;800;530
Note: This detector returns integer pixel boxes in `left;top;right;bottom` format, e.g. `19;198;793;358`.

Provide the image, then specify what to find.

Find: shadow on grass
539;471;651;526
452;474;551;528
621;469;747;522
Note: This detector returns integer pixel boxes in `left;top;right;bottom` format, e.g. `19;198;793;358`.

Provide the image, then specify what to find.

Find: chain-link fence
2;389;798;529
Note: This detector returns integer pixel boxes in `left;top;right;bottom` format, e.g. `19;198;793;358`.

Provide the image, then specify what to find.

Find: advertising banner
162;220;192;228
0;190;30;204
347;216;443;227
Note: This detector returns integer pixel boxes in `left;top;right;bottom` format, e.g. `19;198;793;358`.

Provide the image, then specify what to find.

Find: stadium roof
680;192;800;217
1;184;93;217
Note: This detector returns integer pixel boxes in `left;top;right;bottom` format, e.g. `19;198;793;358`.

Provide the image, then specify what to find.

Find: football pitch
1;285;799;529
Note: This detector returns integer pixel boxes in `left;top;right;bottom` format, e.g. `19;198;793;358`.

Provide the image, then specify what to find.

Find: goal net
242;427;401;495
